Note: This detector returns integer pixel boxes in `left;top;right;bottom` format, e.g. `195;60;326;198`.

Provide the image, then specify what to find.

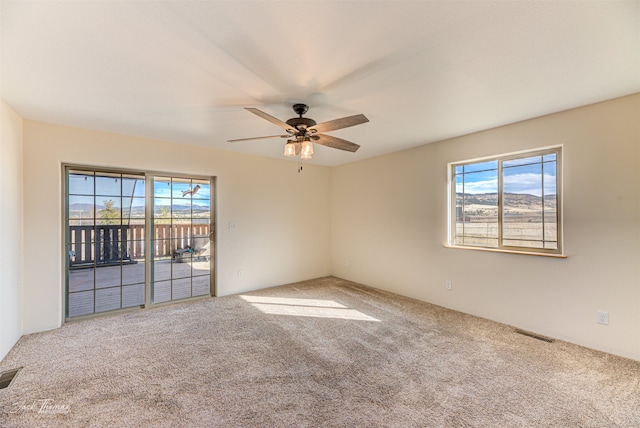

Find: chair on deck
191;235;211;261
174;235;210;262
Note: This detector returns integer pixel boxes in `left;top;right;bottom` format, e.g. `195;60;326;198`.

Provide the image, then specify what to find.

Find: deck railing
68;224;210;268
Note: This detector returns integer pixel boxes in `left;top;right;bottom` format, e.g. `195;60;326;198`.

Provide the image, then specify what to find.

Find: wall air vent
0;367;22;390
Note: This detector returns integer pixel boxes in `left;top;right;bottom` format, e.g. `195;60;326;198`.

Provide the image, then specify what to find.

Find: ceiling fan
228;104;369;165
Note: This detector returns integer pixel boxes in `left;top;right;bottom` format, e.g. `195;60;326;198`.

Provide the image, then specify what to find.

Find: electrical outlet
229;222;237;230
596;310;609;325
445;280;452;290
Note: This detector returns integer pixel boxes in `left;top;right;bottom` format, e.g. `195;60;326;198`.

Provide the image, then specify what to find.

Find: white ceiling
2;1;639;166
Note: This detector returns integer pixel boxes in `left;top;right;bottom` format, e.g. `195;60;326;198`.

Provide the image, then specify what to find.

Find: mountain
456;193;556;209
69;203;98;212
69;203;208;214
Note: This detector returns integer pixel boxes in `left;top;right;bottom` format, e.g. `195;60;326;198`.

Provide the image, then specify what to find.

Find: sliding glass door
65;170;146;318
65;167;214;319
151;176;212;303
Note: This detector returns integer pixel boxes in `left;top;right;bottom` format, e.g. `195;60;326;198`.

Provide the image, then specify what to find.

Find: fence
68;223;210;268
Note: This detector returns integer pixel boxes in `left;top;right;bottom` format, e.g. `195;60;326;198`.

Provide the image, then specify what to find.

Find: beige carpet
1;277;638;427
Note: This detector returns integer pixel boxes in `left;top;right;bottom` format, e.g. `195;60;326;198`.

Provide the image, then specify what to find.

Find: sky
455;158;557;197
68;174;211;210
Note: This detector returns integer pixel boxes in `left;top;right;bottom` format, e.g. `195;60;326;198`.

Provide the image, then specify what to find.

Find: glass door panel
65;169;146;319
151;176;212;303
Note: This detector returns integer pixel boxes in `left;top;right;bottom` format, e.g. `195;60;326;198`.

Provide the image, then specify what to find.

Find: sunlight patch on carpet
240;295;380;322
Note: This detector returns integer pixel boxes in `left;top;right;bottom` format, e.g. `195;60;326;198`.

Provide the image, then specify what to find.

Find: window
450;147;562;255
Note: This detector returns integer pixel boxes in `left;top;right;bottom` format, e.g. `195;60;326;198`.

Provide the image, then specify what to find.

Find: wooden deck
67;258;211;318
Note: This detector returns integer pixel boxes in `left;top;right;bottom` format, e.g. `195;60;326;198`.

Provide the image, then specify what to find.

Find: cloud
458;173;556;196
458;179;497;194
504;173;555;196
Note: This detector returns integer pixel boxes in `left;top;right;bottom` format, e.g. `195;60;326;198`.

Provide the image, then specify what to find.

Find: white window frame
448;146;563;257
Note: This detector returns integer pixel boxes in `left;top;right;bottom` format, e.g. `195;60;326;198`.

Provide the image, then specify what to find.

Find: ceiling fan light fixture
284;141;297;157
300;140;313;160
229;104;368;170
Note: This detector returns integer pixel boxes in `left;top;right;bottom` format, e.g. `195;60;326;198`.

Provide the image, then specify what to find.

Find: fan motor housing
286;117;317;131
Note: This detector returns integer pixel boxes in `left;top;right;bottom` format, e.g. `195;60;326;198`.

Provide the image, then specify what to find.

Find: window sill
445;244;567;258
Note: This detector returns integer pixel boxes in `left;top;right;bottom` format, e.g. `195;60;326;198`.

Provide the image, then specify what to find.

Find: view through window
451;147;562;254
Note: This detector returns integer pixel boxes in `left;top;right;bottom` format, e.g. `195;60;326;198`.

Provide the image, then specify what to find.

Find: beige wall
6;94;639;362
0;100;24;361
22;121;331;334
331;94;640;360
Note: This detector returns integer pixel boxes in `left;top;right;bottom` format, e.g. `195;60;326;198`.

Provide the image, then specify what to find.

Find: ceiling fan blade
314;134;361;152
245;107;293;131
310;114;369;133
228;134;289;143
